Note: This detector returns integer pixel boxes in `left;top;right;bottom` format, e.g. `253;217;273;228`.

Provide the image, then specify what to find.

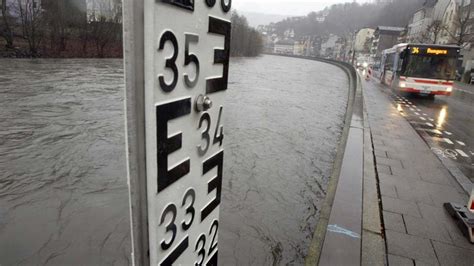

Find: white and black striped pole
123;0;232;264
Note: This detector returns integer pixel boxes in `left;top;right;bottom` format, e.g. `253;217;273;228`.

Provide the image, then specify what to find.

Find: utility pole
351;30;358;65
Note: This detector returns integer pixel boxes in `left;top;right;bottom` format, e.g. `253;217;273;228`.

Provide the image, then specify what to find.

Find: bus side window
397;59;403;72
385;53;395;71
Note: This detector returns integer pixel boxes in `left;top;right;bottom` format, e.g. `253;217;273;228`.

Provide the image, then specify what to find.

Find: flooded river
220;56;348;265
0;55;348;265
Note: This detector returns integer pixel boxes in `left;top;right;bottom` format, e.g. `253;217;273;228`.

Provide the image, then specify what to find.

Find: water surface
0;56;348;265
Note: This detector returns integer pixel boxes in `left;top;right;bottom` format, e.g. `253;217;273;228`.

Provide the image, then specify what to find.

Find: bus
380;43;460;97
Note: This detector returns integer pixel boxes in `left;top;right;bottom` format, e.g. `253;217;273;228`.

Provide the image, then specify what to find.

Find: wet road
0;56;348;265
371;78;473;181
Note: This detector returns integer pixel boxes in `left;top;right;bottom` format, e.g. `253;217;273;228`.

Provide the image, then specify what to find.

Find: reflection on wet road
220;55;348;265
380;81;473;180
0;56;348;265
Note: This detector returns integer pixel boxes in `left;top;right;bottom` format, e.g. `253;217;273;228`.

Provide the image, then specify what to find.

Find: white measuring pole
123;0;232;264
123;0;149;265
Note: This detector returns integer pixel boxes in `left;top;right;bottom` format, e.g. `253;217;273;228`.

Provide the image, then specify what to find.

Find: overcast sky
233;0;372;16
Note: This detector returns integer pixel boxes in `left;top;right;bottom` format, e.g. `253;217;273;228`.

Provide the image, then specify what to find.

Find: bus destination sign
409;46;459;56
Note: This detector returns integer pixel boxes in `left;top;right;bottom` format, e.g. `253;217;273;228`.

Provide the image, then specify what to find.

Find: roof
423;0;437;8
275;40;295;45
376;26;406;32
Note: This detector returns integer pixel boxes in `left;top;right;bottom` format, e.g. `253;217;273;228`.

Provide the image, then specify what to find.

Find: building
283;28;295;39
354;28;375;53
370;26;405;61
438;0;461;44
404;0;457;44
293;41;305;55
0;0;96;24
320;34;339;57
334;37;347;61
406;0;436;42
86;0;121;22
274;39;295;54
456;0;474;81
0;0;41;17
433;0;452;19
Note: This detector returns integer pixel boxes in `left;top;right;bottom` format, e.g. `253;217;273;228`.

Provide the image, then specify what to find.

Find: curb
316;63;365;265
303;58;358;266
360;76;387;266
262;54;376;265
262;53;358;265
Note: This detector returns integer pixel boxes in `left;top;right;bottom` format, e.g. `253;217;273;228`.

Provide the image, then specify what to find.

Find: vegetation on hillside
272;0;424;38
0;0;122;58
1;3;263;58
230;11;264;57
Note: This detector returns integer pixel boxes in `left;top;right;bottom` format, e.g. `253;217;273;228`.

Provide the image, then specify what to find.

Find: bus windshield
403;55;457;80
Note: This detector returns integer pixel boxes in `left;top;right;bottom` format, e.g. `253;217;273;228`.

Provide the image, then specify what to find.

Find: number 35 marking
157;16;231;94
157;32;201;92
205;0;232;12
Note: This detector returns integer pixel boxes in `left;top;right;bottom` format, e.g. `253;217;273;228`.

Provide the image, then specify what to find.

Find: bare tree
0;0;14;48
420;20;443;44
43;1;65;52
13;0;44;55
79;17;88;54
443;0;472;46
230;11;263;57
88;0;122;57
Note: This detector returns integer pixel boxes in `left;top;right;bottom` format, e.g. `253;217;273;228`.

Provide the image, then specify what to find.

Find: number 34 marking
197;107;224;156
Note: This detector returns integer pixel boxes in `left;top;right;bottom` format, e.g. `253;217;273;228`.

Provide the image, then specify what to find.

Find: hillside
239;11;289;28
271;0;424;38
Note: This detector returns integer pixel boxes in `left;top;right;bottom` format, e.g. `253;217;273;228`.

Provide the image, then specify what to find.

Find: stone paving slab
386;230;438;264
383;211;406;233
362;79;474;265
388;254;413;266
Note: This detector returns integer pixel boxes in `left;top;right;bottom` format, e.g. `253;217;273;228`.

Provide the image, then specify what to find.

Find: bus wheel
427;94;435;101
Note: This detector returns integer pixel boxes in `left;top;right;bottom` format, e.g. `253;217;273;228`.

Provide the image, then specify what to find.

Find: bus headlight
446;86;453;92
363;62;368;68
400;82;406;88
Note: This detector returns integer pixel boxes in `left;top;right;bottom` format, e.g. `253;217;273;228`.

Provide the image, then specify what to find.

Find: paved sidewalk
454;81;474;95
362;79;474;265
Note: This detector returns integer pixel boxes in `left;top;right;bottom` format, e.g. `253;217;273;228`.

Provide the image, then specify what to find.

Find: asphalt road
371;77;473;182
